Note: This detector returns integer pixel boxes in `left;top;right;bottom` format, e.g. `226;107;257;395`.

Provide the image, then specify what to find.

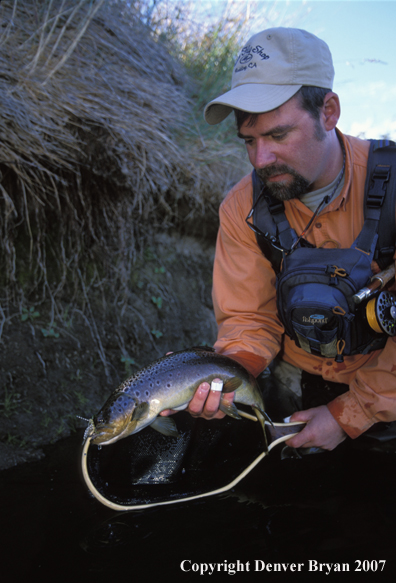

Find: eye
272;132;287;141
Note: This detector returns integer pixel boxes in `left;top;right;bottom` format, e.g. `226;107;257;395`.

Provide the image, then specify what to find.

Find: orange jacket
212;130;396;438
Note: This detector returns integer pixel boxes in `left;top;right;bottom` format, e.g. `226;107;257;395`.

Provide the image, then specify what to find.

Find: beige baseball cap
204;27;334;125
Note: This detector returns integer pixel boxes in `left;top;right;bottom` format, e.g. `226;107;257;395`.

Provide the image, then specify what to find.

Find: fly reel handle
353;263;395;304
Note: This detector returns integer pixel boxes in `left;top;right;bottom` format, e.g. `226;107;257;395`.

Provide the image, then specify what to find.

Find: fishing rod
353;263;396;336
353;263;395;304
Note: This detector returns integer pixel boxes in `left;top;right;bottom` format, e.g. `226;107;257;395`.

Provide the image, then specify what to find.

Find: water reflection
1;431;396;579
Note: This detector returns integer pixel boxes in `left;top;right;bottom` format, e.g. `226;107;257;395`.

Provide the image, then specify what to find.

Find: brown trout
83;348;268;447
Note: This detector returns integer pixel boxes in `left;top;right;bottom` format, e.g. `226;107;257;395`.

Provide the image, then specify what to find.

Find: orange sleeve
327;250;396;438
212;176;284;373
218;350;268;378
328;334;396;438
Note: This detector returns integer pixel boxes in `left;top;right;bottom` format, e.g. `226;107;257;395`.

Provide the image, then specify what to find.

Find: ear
322;92;341;131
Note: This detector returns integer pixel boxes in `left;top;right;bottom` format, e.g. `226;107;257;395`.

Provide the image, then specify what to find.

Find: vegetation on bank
0;0;247;303
0;0;251;348
0;0;292;466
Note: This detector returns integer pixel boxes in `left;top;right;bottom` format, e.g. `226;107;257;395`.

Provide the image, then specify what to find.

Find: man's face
238;96;329;201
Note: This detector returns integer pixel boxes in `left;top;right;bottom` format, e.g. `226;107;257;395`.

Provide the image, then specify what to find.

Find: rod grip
353;263;395;304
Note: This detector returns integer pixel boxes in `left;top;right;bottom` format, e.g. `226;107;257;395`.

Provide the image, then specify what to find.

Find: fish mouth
89;393;138;446
90;425;131;446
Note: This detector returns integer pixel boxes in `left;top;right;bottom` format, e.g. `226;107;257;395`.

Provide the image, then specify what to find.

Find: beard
256;164;311;201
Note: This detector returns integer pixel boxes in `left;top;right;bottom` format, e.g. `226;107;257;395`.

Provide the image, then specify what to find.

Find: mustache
256;164;300;181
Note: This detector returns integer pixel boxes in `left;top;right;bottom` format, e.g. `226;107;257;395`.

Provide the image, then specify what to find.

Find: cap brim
204;83;302;125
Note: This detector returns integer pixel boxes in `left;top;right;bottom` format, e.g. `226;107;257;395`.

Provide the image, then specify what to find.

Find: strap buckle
367;164;391;208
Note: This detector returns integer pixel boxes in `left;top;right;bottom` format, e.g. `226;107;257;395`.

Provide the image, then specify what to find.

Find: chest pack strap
252;139;396;272
363;139;396;269
251;171;297;272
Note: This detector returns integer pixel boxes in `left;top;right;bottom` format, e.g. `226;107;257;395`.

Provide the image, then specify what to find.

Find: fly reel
366;291;396;336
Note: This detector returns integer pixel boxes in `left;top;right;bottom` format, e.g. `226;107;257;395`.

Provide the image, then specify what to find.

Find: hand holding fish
285;405;347;450
160;378;235;420
159;352;234;420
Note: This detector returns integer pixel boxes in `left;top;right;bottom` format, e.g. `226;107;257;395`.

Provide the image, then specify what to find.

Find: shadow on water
2;428;396;581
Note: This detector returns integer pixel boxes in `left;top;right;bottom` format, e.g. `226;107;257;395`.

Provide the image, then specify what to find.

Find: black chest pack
250;139;396;362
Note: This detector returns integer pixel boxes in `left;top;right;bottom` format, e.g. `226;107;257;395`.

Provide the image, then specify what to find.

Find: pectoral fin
132;402;150;420
222;377;242;393
150;416;180;438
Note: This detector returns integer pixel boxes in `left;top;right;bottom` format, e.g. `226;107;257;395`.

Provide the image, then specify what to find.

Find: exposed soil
0;234;217;470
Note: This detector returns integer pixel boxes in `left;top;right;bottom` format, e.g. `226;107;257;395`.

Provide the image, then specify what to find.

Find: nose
252;140;277;169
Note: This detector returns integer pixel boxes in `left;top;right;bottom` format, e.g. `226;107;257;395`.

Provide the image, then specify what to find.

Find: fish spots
91;348;264;446
111;394;134;415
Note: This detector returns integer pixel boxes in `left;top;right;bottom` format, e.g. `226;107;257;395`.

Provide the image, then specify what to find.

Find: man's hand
285;405;347;451
160;379;234;420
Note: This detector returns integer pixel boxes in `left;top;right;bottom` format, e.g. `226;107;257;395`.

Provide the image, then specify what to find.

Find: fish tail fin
252;407;268;451
219;399;242;420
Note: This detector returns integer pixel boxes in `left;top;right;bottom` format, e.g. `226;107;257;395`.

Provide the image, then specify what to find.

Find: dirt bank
0;234;217;470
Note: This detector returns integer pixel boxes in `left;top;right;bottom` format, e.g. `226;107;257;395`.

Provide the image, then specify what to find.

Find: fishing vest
251;139;396;361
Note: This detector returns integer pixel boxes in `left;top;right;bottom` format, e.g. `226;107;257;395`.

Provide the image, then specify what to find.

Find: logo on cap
234;44;270;72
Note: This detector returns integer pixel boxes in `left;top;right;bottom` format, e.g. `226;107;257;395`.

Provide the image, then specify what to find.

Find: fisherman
162;27;396;451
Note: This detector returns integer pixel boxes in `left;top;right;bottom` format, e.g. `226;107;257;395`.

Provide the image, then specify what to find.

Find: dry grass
0;0;248;374
0;0;244;298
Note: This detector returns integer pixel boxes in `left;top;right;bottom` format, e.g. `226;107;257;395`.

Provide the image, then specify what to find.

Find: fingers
160;409;176;417
160;379;225;419
289;410;314;423
188;379;227;420
285;425;315;449
286;406;347;450
160;376;233;420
